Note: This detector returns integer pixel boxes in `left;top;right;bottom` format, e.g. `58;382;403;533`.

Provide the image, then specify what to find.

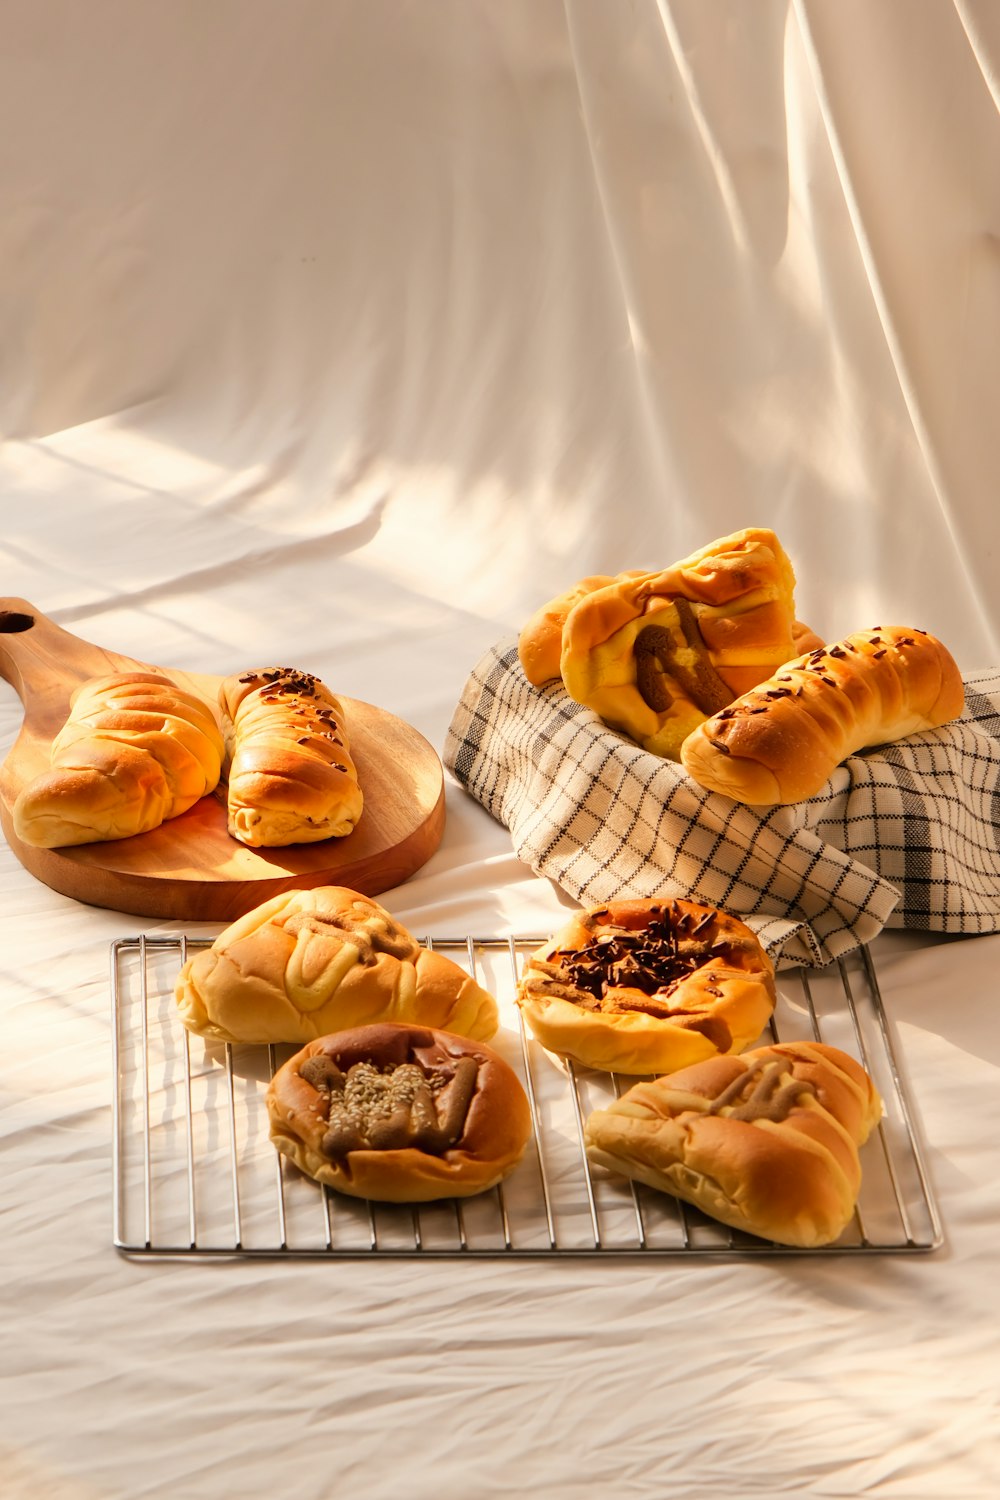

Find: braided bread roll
219;667;364;847
12;672;224;848
679;625;964;805
585;1040;882;1247
175;885;500;1046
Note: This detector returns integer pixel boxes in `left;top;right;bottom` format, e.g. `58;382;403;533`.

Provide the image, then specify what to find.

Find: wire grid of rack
111;934;942;1260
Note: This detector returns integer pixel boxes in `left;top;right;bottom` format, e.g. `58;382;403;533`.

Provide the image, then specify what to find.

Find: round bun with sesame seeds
679;626;964;806
266;1022;532;1202
514;897;775;1076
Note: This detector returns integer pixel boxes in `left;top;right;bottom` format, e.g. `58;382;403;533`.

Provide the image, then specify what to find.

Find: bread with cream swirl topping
175;885;500;1046
585;1040;883;1247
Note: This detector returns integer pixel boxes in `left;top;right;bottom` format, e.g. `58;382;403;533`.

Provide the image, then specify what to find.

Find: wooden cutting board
0;599;446;921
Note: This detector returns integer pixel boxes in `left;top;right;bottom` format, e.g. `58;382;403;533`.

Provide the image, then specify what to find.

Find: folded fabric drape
445;641;1000;967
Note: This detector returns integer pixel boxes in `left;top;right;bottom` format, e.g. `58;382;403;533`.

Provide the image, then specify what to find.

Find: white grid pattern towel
444;638;1000;967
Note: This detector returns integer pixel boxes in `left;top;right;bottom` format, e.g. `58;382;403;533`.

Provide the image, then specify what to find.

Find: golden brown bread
554;529;807;759
267;1022;533;1201
584;1040;883;1246
515;897;775;1075
679;625;965;805
518;572;643;687
219;667;364;847
12;671;224;848
175;885;500;1046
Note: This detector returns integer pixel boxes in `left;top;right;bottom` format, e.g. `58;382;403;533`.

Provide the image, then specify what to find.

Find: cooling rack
111;935;942;1259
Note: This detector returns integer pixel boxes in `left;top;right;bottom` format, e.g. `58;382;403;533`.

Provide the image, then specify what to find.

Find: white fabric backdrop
2;3;999;1497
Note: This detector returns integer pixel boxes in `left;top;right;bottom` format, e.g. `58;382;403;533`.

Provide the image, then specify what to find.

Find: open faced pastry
175;885;499;1046
267;1022;533;1201
555;528;807;759
584;1040;883;1247
515;897;775;1075
218;666;364;847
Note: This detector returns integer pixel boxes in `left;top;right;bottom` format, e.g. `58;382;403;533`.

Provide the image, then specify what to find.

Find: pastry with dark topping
266;1022;532;1202
515;897;775;1075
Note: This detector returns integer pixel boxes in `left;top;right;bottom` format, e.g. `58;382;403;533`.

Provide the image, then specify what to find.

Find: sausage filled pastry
267;1022;533;1202
515;897;775;1075
522;529;814;761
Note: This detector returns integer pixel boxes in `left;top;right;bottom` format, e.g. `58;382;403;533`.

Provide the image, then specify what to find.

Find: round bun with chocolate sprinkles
267;1022;532;1202
515;898;776;1076
679;625;964;806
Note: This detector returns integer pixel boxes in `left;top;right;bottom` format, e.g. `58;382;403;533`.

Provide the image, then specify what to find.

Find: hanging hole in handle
0;612;35;633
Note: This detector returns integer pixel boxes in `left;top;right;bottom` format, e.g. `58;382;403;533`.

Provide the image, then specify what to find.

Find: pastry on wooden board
12;671;224;848
219;666;364;847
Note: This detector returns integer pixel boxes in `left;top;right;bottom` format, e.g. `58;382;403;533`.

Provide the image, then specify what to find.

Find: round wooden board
0;599;446;920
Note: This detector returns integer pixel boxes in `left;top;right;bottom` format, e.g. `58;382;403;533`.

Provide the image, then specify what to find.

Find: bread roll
219;666;363;847
12;672;224;848
556;528;806;760
518;572;641;686
585;1040;883;1247
267;1022;532;1202
175;885;499;1045
515;897;775;1075
679;625;964;805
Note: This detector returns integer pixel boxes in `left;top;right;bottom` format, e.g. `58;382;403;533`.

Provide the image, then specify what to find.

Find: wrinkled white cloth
2;2;1000;1498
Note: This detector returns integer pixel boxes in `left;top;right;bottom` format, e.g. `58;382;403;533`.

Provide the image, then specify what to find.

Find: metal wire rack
111;935;942;1259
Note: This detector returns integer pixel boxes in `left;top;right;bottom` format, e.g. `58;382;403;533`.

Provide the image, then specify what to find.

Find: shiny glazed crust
12;672;224;848
584;1041;883;1247
267;1022;533;1201
174;885;499;1045
517;572;643;687
679;625;965;805
515;898;776;1075
557;529;803;759
219;667;364;846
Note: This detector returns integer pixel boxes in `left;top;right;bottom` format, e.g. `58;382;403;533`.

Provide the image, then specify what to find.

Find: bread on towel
515;897;775;1075
585;1040;883;1247
218;666;364;847
12;671;224;848
518;572;644;687
553;528;809;760
175;885;500;1046
680;625;964;805
267;1021;532;1202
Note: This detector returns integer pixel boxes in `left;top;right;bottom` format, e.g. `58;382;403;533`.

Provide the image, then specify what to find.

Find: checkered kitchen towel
444;638;1000;967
